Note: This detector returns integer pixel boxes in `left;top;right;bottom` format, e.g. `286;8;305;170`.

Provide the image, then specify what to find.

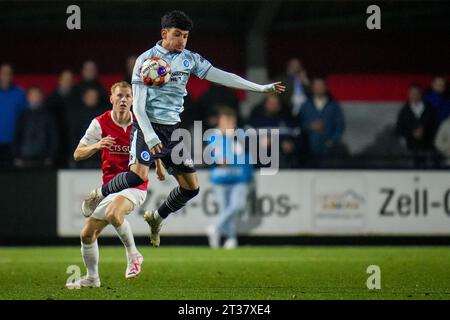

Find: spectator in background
194;83;241;130
13;86;58;168
424;76;450;125
67;87;106;168
248;93;300;168
123;55;137;84
46;69;74;168
298;78;345;163
277;58;311;116
206;107;254;249
396;85;438;168
0;63;27;167
71;60;107;106
434;115;450;167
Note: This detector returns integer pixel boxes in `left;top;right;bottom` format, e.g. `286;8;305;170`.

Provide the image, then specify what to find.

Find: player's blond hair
110;81;132;94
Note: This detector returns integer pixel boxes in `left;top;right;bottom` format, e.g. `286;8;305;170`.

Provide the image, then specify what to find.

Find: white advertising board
57;170;303;236
58;170;450;236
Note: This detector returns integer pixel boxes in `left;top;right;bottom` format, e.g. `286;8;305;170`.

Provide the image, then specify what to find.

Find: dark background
1;1;450;76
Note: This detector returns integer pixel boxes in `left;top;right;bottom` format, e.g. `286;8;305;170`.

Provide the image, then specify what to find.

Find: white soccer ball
140;57;172;88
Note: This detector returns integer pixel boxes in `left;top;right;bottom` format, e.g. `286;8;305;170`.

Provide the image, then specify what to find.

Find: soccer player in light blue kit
206;107;254;249
82;10;285;247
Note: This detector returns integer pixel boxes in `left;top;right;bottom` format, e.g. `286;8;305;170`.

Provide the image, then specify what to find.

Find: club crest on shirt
141;151;150;161
183;59;190;68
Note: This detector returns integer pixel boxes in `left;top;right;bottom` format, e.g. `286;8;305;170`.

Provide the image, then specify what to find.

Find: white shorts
91;188;147;221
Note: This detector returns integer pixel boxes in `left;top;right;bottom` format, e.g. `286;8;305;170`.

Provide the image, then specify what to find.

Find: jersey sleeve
132;83;161;148
205;66;271;93
131;54;146;85
80;119;102;146
190;52;212;79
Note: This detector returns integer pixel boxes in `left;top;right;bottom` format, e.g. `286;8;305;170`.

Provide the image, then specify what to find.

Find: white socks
81;241;99;278
115;219;138;256
81;220;137;279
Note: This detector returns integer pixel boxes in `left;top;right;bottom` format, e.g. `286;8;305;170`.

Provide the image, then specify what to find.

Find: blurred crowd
1;57;450;170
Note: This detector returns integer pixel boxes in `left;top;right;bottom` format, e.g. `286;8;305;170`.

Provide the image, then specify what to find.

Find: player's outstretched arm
204;67;286;94
132;83;163;153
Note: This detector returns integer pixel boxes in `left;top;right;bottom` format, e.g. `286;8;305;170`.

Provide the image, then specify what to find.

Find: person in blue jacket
0;64;27;167
206;107;254;249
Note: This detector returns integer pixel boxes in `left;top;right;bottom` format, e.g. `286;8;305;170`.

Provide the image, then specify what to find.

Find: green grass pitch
0;246;449;300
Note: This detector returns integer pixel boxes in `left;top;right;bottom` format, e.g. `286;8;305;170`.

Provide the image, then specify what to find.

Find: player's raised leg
82;167;146;217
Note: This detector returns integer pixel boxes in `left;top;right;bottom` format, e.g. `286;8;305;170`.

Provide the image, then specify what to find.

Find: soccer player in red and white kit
66;82;148;289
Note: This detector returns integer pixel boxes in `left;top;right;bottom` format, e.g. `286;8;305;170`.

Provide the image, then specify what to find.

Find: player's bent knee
193;187;200;197
106;212;123;227
80;229;96;244
137;170;148;181
105;208;122;226
131;164;149;181
182;186;199;199
105;205;127;227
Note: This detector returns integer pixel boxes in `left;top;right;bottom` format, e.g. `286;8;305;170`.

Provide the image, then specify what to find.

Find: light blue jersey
207;130;254;185
132;40;212;125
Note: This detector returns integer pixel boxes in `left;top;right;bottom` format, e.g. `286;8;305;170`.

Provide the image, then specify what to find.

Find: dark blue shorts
129;119;195;174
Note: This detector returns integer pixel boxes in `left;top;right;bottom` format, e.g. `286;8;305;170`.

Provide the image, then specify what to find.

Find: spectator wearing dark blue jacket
46;69;75;168
248;93;300;168
424;76;450;125
0;64;27;167
13;86;59;168
298;78;345;157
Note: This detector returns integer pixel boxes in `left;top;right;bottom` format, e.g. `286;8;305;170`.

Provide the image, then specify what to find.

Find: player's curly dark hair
161;10;193;31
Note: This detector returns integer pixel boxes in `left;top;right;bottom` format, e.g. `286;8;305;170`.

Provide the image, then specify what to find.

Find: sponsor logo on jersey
108;145;130;153
170;71;189;83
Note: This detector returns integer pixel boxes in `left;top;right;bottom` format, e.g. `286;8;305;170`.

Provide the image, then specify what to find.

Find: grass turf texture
0;246;449;300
